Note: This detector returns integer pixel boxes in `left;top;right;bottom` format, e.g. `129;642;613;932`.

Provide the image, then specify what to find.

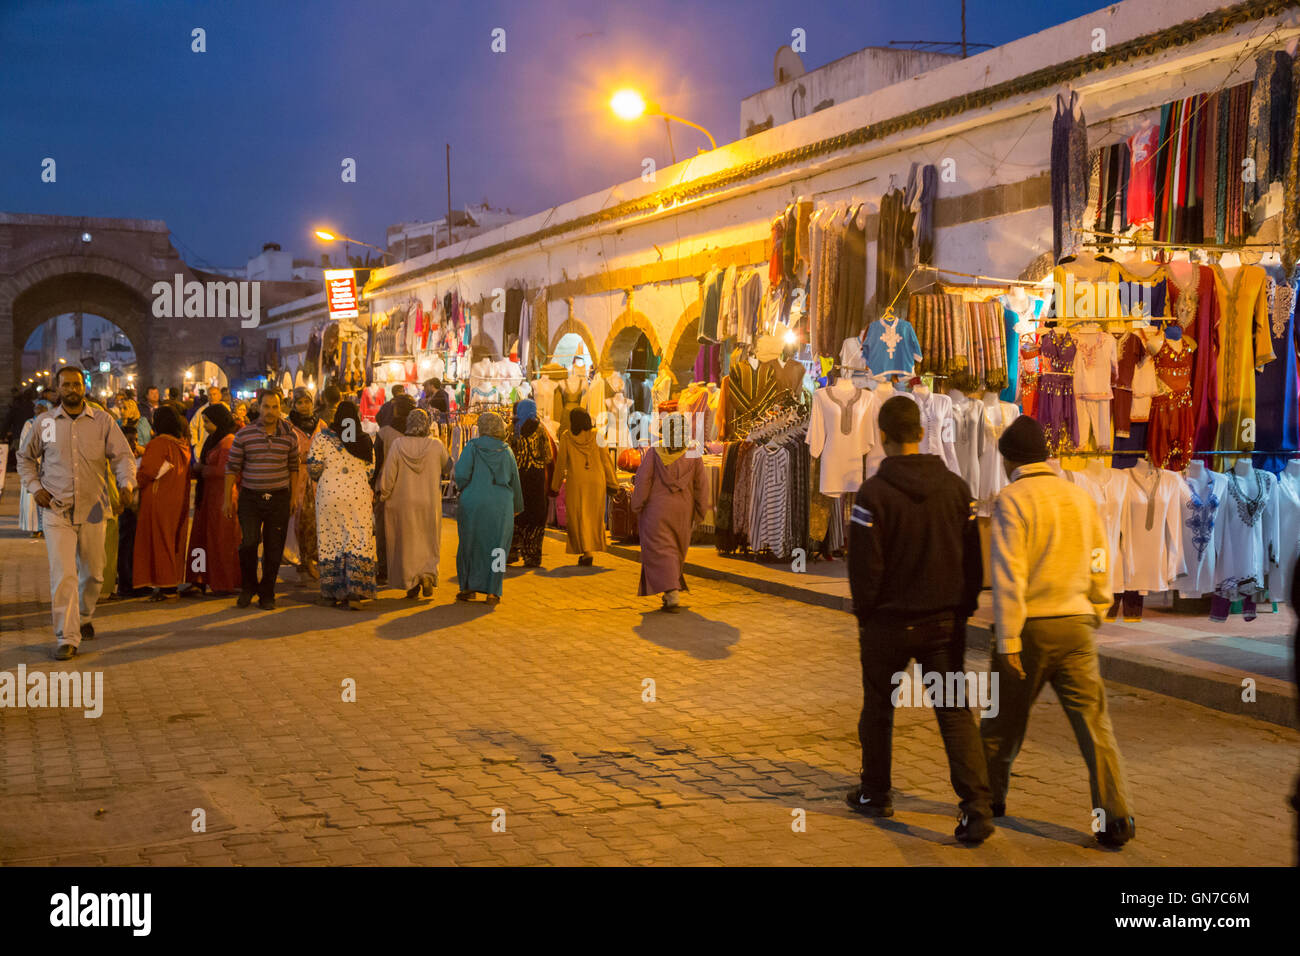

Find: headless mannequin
1085;457;1110;481
1133;456;1157;478
1285;459;1300;479
1185;459;1206;480
1233;458;1253;478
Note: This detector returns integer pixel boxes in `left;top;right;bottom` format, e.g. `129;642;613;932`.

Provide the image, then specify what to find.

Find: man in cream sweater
981;415;1136;848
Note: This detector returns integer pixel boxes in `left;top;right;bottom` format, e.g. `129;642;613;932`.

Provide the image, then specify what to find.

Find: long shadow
374;601;496;640
449;726;1087;850
535;565;614;579
633;608;739;660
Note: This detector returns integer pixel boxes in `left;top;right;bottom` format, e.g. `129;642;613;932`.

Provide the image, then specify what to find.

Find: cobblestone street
1;482;1295;866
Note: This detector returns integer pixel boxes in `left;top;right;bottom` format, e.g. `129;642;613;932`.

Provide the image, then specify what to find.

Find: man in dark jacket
846;395;995;844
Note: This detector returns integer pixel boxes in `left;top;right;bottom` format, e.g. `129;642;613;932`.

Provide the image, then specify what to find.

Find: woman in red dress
186;403;242;594
133;404;193;601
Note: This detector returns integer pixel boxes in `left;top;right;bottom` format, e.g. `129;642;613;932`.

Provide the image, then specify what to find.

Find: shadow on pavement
633;609;739;660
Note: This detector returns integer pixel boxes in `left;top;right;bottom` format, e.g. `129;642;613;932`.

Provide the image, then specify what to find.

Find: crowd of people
13;371;708;656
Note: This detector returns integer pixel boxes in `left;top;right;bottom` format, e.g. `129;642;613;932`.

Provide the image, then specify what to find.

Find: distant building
386;203;520;260
739;46;959;137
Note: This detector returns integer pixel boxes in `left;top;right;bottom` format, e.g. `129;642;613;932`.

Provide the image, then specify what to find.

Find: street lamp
313;229;395;264
609;87;717;164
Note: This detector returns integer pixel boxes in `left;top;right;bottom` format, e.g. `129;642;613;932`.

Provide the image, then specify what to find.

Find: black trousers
237;487;290;599
857;613;993;819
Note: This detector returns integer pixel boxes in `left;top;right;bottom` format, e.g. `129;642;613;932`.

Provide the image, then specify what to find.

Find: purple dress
629;448;707;596
1036;331;1079;453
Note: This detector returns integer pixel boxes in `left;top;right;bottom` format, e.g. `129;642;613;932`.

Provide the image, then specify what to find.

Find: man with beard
17;366;137;659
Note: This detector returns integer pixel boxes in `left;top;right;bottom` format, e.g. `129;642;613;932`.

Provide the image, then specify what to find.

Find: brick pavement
0;476;1296;865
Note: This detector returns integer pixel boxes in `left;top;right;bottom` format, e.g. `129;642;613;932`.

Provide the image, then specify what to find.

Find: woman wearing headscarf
17;398;51;537
379;408;452;598
372;392;416;585
307;400;377;609
184;402;242;594
288;386;325;581
453;411;523;603
551;407;617;566
132;404;192;601
630;412;707;610
115;420;144;596
509;398;552;567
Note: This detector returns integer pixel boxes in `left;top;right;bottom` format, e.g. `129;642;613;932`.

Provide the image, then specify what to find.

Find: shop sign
324;269;359;320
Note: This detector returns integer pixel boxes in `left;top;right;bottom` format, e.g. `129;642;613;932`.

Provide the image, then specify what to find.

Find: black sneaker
80;623;95;641
52;644;76;661
236;591;253;608
955;812;995;844
992;802;1006;818
845;787;894;817
1097;816;1136;848
258;595;277;610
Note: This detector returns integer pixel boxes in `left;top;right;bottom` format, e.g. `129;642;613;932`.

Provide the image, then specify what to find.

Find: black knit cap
997;414;1049;465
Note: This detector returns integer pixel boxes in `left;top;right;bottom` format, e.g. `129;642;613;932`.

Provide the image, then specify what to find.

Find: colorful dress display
1213;264;1275;462
1033;329;1079;454
307;430;378;601
1253;264;1299;472
1166;262;1221;455
1174;466;1229;598
1147;337;1196;470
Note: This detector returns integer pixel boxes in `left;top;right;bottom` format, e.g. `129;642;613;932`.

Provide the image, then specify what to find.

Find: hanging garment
806;382;879;495
1126;124;1159;226
1066;465;1130;595
1166;262;1221;455
1114;331;1149;439
1253;264;1299;472
947;392;984;495
863;315;922;378
1174;467;1230;598
833;205;868;346
717;356;780;440
1215;466;1279;600
1051;90;1089;262
1147;338;1196;471
1035;330;1079;454
975;399;1021;516
1119;465;1188;593
1272;467;1300;600
1213;264;1276;462
905;387;961;475
1018;332;1041;418
1072;326;1118;451
748;442;793;557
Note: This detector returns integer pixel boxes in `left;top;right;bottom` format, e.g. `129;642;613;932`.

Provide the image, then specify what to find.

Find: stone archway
599;309;662;372
662;298;704;386
548;314;599;369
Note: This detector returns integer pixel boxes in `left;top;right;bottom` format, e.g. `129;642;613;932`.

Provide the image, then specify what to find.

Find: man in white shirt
190;385;226;452
17;366;137;659
981;415;1136;847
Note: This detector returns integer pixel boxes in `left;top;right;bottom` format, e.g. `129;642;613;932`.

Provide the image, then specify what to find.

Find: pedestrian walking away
16;366;137;659
378;407;450;599
981;414;1137;848
307;400;378;609
225;389;300;610
454;411;523;603
508;399;553;568
630;412;706;611
551;407;616;567
131;404;192;601
846;395;995;844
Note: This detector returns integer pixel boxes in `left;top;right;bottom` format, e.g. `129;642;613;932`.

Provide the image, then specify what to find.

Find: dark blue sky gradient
1;0;1103;267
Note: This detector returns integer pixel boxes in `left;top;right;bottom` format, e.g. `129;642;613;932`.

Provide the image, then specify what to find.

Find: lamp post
609;89;717;165
313;229;395;265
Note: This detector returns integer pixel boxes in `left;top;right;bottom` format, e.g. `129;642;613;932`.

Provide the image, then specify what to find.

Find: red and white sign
324;269;359;320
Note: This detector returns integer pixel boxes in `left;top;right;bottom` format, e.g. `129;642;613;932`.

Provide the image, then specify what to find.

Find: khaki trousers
981;615;1133;823
41;507;106;647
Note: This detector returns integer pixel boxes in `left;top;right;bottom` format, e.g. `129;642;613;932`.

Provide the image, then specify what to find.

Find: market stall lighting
783;329;798;345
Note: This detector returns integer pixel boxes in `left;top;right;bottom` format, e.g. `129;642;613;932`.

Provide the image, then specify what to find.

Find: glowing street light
312;228;394;263
609;87;717;163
